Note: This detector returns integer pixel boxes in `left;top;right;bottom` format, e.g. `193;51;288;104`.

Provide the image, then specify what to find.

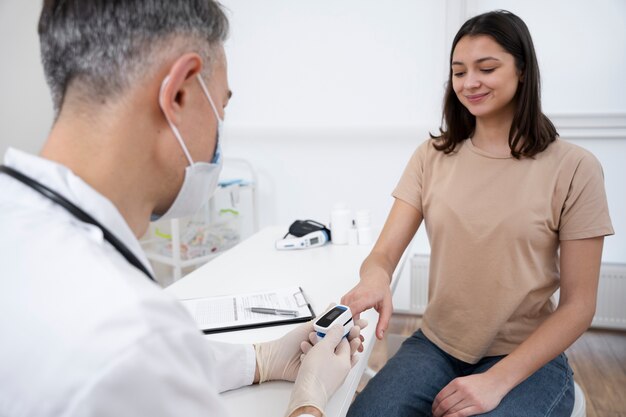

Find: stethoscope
0;165;156;282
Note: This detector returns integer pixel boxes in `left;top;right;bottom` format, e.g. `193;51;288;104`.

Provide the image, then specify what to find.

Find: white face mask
152;74;224;221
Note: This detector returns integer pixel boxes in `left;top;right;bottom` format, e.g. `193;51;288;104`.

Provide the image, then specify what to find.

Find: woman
342;10;613;417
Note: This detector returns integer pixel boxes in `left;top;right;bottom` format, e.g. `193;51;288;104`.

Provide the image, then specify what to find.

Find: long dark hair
431;10;557;158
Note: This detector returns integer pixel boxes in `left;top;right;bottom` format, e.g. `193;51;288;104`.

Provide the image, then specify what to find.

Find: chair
572;381;586;417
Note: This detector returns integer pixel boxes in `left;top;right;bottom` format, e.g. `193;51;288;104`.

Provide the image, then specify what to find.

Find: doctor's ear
158;53;204;125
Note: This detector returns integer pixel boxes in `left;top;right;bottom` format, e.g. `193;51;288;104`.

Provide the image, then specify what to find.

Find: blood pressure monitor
314;305;353;341
275;230;329;250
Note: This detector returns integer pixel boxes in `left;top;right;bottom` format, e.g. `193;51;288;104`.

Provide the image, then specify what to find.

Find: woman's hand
432;372;508;417
341;274;393;340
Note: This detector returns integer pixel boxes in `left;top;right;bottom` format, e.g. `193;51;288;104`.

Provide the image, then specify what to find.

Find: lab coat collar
3;147;155;277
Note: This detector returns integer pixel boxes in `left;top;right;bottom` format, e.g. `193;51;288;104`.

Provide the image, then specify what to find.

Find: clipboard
179;286;316;334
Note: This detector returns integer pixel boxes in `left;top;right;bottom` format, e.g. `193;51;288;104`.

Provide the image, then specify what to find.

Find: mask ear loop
159;75;195;165
196;74;223;163
196;74;222;122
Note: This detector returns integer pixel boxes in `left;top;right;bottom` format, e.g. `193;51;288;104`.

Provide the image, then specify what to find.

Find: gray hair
38;0;229;114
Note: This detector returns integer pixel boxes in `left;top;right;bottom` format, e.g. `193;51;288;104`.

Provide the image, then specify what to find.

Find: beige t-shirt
393;138;614;364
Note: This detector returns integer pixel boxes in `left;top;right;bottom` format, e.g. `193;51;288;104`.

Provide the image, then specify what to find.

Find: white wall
0;1;54;155
1;0;624;263
222;0;447;130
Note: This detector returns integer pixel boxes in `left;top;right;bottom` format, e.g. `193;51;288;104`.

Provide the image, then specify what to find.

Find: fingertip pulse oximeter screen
317;306;346;327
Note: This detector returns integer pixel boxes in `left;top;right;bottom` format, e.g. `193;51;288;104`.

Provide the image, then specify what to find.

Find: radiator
592;262;626;330
409;255;626;330
409;254;430;315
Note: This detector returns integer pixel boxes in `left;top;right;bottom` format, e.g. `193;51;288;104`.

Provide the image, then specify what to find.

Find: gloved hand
301;320;368;360
285;325;356;417
254;320;314;383
301;315;368;357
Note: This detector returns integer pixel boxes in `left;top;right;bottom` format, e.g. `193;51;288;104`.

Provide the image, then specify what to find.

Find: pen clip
293;289;309;307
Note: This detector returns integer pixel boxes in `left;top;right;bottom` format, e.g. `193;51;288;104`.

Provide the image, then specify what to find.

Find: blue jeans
348;330;574;417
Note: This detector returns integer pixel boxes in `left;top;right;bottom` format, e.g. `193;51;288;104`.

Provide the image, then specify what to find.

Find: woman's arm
432;236;604;417
341;198;423;339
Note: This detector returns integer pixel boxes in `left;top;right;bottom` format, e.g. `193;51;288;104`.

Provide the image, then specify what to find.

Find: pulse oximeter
313;305;353;342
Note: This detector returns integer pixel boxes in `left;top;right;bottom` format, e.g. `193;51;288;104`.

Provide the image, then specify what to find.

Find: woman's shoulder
536;138;606;184
540;138;601;166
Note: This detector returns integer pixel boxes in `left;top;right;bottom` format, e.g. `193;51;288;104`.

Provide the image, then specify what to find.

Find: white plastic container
330;204;352;245
355;209;373;245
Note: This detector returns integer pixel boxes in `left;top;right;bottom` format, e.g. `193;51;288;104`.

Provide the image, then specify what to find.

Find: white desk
165;226;403;417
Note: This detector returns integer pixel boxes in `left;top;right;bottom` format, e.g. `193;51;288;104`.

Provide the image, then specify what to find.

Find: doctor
0;1;363;417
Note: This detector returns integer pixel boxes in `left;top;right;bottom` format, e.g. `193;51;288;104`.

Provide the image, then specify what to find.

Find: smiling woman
451;37;520;127
433;10;557;159
342;9;614;417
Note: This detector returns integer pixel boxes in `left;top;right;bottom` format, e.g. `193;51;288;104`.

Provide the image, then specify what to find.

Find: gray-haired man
0;1;364;416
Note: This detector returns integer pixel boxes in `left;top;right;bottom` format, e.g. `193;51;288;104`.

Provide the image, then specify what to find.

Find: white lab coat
0;148;256;416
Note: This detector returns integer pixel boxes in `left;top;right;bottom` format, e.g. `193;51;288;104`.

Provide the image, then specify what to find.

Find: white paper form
179;286;314;333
